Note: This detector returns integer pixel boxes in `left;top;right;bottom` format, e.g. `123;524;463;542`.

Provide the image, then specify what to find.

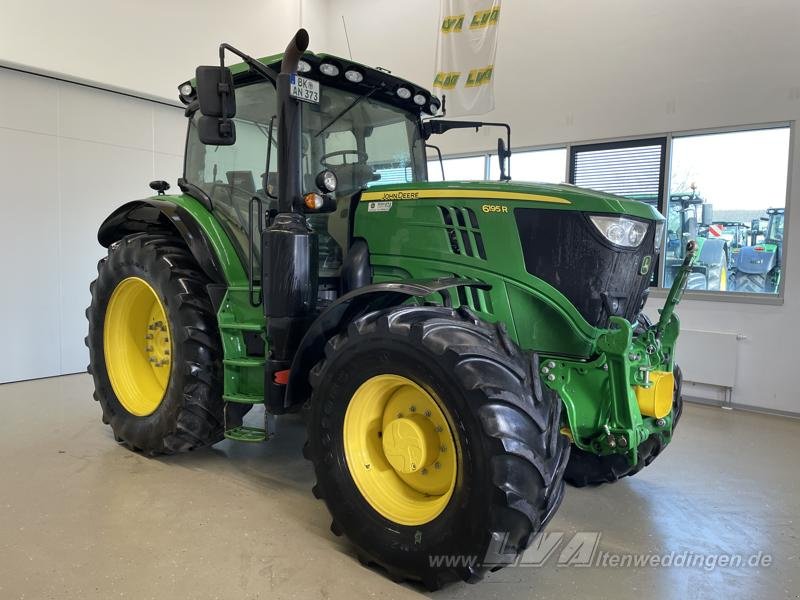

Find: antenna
342;16;353;59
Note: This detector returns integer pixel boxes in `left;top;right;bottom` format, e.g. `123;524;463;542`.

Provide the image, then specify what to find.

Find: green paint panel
217;286;267;404
158;194;249;287
363;180;665;221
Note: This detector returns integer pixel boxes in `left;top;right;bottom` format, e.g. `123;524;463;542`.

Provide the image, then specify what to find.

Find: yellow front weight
635;370;674;419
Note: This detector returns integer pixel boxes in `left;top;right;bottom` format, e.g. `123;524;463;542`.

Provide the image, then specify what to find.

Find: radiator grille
439;206;487;260
453;278;493;315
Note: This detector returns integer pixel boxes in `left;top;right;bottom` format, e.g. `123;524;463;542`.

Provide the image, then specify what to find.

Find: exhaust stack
263;29;318;412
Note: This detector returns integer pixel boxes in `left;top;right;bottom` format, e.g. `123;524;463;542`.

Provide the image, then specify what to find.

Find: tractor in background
732;207;784;293
85;29;696;588
663;189;728;291
708;220;750;268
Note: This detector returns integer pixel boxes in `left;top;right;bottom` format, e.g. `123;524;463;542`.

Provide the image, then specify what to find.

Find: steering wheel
320;149;364;169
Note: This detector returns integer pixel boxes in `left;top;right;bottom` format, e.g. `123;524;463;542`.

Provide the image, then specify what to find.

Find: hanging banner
433;0;501;117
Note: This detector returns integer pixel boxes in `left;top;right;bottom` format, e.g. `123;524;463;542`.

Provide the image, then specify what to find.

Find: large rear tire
732;272;771;293
86;233;225;454
304;306;569;589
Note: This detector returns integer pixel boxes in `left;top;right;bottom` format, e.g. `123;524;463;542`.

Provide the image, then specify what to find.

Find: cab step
223;393;264;404
223;357;265;368
224;426;267;443
219;322;264;332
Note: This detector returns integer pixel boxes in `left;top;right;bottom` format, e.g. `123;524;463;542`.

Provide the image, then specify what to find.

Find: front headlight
654;221;665;251
589;215;649;248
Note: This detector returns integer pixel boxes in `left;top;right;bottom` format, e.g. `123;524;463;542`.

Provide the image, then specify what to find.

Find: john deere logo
441;14;465;33
640;255;652;275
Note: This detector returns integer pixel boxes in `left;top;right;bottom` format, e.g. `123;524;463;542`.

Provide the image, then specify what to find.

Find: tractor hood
359;179;663;333
363;180;665;222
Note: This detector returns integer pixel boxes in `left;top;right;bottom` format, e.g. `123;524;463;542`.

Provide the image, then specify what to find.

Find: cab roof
187;51;440;118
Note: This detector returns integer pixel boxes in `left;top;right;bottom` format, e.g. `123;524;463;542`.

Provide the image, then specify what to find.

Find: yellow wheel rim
103;277;172;416
720;263;728;291
343;374;458;526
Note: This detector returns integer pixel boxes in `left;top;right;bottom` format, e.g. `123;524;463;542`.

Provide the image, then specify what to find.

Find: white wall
0;68;186;382
327;0;800;155
0;0;332;383
325;0;800;414
0;0;330;102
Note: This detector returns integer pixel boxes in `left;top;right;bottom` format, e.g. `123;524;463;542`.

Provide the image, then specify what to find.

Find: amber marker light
304;192;324;210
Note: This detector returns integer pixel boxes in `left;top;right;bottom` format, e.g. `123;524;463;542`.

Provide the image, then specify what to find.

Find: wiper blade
315;86;378;137
219;43;278;84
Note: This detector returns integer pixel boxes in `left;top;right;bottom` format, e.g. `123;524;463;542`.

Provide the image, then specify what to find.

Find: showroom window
665;126;791;295
427;155;487;181
570;138;666;198
489;147;567;182
427;147;567;183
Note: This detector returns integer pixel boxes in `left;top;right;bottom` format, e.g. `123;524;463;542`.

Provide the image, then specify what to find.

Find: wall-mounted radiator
674;328;740;403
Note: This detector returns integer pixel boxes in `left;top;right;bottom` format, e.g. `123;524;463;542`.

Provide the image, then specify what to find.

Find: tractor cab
661;190;728;290
765;207;785;244
710;221;750;266
665;190;712;258
712;221;750;249
180;52;433;288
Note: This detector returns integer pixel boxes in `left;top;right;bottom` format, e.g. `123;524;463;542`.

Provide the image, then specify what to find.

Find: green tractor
663;190;728;291
86;30;696;588
709;220;750;267
731;207;784;293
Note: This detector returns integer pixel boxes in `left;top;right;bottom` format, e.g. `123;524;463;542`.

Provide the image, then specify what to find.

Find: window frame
657;122;793;305
426;151;492;181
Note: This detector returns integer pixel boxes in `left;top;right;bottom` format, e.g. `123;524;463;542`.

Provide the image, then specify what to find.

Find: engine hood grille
515;208;656;329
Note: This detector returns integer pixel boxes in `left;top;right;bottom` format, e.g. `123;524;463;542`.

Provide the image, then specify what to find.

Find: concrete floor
0;374;798;600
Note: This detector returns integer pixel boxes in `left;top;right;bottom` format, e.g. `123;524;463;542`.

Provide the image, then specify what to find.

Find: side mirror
750;218;761;232
497;137;511;181
701;203;713;227
195;66;237;145
149;180;170;196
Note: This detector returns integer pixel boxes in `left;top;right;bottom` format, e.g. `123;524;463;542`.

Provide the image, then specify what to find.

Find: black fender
284;278;491;410
97;199;225;284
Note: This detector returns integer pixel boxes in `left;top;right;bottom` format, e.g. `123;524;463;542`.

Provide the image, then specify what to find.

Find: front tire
304;306;569;588
706;259;728;291
86;233;224;454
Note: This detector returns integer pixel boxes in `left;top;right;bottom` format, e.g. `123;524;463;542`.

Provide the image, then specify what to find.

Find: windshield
666;201;695;258
299;88;426;277
767;213;784;241
300;86;427;196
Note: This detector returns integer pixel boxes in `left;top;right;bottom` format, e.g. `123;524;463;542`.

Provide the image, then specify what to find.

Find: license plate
289;74;319;104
